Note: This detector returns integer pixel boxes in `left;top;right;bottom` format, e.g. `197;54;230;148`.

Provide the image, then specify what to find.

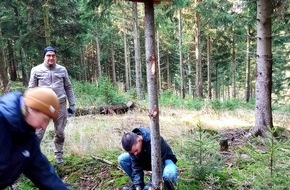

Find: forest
0;0;289;100
1;0;290;189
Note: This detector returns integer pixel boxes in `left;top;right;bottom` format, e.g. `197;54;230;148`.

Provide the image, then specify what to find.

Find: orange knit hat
24;87;59;120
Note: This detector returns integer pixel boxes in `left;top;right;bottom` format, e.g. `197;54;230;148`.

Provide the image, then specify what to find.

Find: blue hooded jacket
130;127;177;187
0;92;68;189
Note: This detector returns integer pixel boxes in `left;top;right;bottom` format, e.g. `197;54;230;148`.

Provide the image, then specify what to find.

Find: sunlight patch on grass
159;107;254;131
40;107;290;160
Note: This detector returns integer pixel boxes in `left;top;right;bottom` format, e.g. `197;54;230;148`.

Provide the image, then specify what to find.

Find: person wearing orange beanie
0;87;70;189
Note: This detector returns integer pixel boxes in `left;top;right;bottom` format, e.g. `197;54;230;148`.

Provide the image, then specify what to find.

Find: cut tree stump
219;137;229;151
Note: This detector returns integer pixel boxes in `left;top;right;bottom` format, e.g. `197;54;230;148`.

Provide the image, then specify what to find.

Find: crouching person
118;127;178;190
0;87;70;189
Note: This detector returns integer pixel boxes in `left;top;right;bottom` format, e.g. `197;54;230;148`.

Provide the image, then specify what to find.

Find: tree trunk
80;47;86;81
252;0;273;137
111;46;116;86
178;8;185;99
187;53;193;96
89;42;96;82
123;16;130;91
144;2;162;189
0;28;9;93
207;36;212;99
42;2;51;45
166;50;171;89
245;25;251;102
20;48;28;86
231;26;236;98
95;31;102;79
133;2;143;98
195;0;203;98
7;39;17;81
215;62;219;99
157;30;161;92
0;49;9;94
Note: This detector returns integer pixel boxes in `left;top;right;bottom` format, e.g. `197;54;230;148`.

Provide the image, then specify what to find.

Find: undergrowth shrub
188;125;224;181
159;90;182;108
210;99;254;110
183;97;204;110
73;79;99;107
96;77;126;104
73;77;127;106
159;90;204;110
175;124;227;189
229;129;290;189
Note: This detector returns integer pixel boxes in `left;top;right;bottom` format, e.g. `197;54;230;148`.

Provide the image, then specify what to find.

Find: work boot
55;157;64;164
55;151;64;164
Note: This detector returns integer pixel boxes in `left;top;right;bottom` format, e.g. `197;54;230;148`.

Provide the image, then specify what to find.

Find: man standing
0;87;70;189
28;46;76;164
118;127;178;190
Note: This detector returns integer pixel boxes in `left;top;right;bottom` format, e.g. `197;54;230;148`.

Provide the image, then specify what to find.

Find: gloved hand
67;104;76;116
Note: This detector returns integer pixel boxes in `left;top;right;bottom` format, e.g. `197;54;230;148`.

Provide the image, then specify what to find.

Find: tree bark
207;36;212;99
133;2;143;98
245;25;251;102
252;0;273;137
43;2;51;45
144;2;162;189
231;26;236;98
178;8;185;99
195;0;203;98
215;62;219;99
0;28;9;93
20;48;28;86
7;39;17;81
111;46;117;86
157;30;161;92
166;50;171;89
187;53;193;96
95;30;102;79
123;16;130;91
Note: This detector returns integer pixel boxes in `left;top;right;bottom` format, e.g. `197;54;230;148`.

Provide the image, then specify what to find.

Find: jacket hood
0;92;32;133
132;127;150;141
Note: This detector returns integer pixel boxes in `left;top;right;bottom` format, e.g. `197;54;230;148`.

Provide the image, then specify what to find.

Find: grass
4;81;290;189
33;105;290;189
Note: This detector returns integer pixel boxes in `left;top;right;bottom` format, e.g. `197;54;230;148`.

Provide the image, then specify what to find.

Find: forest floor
55;128;254;190
15;106;290;189
61;105;290;189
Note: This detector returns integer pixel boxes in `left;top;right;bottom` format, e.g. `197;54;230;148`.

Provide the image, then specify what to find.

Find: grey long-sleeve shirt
28;63;75;106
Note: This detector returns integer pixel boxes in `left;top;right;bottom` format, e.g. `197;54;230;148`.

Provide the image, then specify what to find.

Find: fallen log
74;101;136;116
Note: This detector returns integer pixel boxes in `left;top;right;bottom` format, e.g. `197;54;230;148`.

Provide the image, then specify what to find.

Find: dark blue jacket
130;127;177;187
0;92;69;190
